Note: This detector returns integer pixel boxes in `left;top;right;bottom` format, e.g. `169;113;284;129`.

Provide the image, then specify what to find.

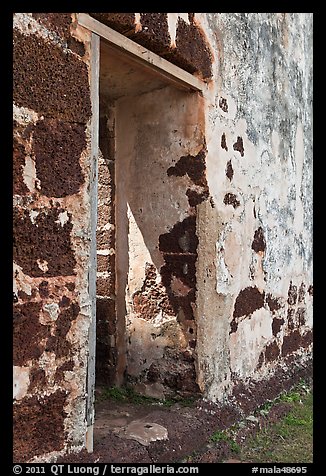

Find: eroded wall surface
196;12;313;401
13;12;313;461
94;12;313;403
13;13;93;462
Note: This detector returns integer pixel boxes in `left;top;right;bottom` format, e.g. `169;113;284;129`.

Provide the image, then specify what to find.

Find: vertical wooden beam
86;32;100;453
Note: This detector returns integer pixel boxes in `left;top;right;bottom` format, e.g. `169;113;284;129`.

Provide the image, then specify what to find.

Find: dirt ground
57;391;294;464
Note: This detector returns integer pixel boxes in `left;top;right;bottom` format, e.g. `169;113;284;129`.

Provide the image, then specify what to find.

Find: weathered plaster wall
195;12;313;401
13;13;94;462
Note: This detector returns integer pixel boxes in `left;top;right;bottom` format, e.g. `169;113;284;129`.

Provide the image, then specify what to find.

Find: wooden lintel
77;13;206;93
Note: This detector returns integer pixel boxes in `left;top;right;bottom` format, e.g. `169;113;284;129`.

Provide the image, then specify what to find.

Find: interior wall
95;102;117;386
115;86;207;399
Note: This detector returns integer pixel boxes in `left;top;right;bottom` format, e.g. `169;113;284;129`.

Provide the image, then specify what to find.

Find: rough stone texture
13;206;76;277
13;302;49;366
13;12;93;464
32;119;86;197
90;13;212;79
13;391;68;462
90;13;135;35
13;28;91;123
135;14;171;55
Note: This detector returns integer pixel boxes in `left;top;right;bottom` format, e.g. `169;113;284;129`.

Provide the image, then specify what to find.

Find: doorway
82;16;207;450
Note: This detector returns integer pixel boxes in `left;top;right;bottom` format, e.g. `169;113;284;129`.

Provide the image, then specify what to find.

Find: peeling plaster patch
223;193;240;209
13;263;32;296
56;211;69;227
43;303;60;322
13;366;30;400
230;286;265;333
37;259;49;273
13;103;39;125
23;156;37;192
233;286;265;318
29;210;39;224
221;133;228;151
13;28;91;123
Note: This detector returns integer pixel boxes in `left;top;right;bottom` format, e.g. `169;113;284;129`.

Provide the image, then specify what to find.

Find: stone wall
13;12;313;461
13;13;93;462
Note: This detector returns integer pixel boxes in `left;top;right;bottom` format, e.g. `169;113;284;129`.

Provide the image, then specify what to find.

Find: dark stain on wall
298;282;306;303
221;133;228;151
46;302;80;358
13;206;76;278
13;29;91;123
265;294;282;313
28;368;46;393
186;189;210;207
159;216;198;254
233;286;265;319
147;348;199;395
159;216;198;322
296;307;306;327
90;13;135;34
301;330;313;348
96;297;117;385
13;302;49;366
13;390;67;462
287;281;298;306
38;281;49;298
162;349;199;394
13;136;29;195
272;317;285;337
265;341;280;362
223;193;240;208
308;285;313;296
287;308;296;330
282;329;312;357
226;160;233;181
167;148;207;187
67;37;86;57
232;358;312;415
233;136;244;156
219;97;228;112
252;227;266;253
32;119;86;197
